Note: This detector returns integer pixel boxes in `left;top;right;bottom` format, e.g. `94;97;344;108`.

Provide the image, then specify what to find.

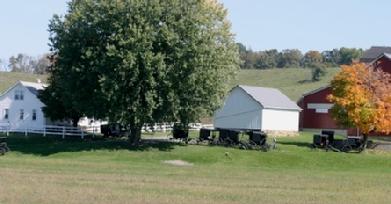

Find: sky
1;0;391;62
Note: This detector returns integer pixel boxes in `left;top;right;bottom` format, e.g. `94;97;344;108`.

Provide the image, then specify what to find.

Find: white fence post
43;128;46;137
25;129;28;137
62;127;65;139
81;129;84;139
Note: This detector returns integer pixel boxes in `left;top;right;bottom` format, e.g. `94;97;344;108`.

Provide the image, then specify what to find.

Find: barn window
19;109;24;120
14;90;24;100
316;108;328;113
4;109;8;120
32;109;37;121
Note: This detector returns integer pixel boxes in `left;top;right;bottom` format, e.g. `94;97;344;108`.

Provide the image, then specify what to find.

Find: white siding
214;87;262;130
261;109;299;131
0;83;46;130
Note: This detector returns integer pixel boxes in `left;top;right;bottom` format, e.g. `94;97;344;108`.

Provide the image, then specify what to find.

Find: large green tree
42;0;239;142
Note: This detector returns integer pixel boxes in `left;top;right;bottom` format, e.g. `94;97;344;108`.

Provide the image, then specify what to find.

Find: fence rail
0;124;90;139
0;123;214;139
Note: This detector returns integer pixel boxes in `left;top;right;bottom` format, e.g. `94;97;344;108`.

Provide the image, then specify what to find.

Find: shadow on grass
297;79;313;84
5;134;181;156
277;141;313;148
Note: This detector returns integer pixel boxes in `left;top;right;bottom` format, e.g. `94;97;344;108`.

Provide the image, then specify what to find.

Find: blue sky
1;0;391;62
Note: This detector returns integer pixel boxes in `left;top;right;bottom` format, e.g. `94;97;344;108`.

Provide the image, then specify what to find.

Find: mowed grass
231;68;340;101
0;132;390;204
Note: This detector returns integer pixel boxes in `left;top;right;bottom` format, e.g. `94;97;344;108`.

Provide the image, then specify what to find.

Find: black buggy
0;137;10;155
313;130;367;152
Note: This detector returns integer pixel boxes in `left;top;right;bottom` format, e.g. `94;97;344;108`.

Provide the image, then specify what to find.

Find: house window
14;90;24;100
19;109;24;120
4;109;8;120
32;109;37;121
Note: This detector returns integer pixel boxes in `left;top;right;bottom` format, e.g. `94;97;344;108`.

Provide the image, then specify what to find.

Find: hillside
0;68;340;101
0;71;47;93
231;67;340;101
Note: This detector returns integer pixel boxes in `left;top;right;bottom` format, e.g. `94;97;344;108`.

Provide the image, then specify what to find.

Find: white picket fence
0;123;214;139
0;124;98;139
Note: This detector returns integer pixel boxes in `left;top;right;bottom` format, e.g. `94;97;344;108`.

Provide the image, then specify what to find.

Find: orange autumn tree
328;63;391;147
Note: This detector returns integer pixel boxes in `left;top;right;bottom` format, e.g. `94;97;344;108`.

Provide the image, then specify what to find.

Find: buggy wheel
341;145;352;152
0;147;5;155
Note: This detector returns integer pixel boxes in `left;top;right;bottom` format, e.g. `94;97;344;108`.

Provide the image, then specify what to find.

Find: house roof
0;80;46;98
361;46;391;62
237;85;301;111
19;81;46;95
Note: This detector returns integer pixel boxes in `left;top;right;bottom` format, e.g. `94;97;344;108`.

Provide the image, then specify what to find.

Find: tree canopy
41;0;239;141
328;63;391;143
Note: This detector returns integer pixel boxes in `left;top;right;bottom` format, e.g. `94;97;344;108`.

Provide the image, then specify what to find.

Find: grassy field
231;68;340;101
0;68;338;101
0;132;390;204
0;71;47;93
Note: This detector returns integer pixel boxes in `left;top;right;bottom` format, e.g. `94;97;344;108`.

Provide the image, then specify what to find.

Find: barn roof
361;46;391;62
238;85;301;111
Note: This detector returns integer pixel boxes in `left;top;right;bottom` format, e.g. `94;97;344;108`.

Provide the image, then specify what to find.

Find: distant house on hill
0;81;47;131
214;85;301;134
360;46;391;63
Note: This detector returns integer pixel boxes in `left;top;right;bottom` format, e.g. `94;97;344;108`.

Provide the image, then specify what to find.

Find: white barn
214;85;301;132
0;81;47;131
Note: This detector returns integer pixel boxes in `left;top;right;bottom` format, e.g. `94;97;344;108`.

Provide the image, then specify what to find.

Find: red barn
297;86;358;136
371;53;391;74
299;52;391;136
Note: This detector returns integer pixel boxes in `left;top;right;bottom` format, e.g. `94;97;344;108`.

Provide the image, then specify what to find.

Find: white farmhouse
214;85;301;134
0;81;47;131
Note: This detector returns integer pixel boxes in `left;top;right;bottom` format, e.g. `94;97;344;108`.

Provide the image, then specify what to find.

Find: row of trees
238;43;363;69
40;0;239;143
4;54;50;74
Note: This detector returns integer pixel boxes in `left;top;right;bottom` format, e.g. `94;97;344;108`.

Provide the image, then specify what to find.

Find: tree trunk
72;117;80;127
360;134;369;152
129;124;142;145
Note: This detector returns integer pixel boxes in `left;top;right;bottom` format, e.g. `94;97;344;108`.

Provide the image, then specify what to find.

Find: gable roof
361;46;391;62
368;52;391;65
0;80;46;98
237;85;301;111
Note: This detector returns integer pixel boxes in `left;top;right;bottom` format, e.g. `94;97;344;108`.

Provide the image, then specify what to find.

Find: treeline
238;43;363;69
1;53;50;74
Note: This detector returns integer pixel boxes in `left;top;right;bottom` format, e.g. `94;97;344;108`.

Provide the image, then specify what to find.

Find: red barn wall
299;87;337;129
298;87;358;136
373;56;391;74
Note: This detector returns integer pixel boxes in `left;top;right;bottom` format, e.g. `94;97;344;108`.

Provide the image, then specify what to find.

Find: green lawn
0;132;390;204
